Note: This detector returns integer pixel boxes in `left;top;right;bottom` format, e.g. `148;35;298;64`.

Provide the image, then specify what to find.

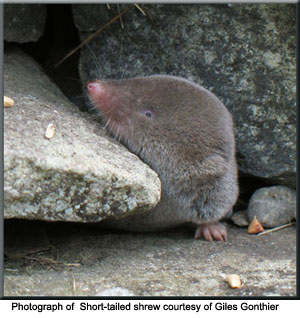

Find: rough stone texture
247;186;296;228
95;287;134;296
72;4;113;32
4;4;47;43
4;220;296;296
4;48;161;223
76;4;296;188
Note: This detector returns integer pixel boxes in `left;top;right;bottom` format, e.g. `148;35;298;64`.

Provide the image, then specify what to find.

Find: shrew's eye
140;107;154;119
142;109;153;118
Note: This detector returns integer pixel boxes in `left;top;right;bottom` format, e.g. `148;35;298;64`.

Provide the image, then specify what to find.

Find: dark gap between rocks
12;4;86;111
235;174;274;211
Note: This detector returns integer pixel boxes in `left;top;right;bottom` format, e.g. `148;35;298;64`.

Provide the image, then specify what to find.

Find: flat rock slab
4;220;296;296
4;48;161;222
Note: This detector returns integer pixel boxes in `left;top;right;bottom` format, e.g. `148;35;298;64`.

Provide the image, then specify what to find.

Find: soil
4;219;296;296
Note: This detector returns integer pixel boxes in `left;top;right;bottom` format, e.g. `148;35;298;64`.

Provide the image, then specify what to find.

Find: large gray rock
75;4;296;188
4;48;161;222
4;4;47;43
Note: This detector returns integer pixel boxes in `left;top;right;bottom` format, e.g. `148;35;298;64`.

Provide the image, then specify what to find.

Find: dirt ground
4;219;296;297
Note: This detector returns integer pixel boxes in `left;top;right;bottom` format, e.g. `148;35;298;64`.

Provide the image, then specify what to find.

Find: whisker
86;43;104;78
115;125;121;142
103;117;112;129
118;132;122;143
68;76;83;83
72;94;86;101
100;108;116;117
89;110;103;120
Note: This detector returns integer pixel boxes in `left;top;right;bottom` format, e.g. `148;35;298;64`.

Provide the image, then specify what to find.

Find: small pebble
247;185;296;228
231;210;249;227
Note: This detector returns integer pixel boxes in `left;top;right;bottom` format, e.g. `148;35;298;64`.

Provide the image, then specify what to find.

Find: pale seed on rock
4;96;14;107
45;123;55;139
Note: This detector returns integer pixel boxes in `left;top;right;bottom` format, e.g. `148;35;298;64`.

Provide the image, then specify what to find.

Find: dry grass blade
117;4;125;29
65;263;81;267
72;273;77;296
25;256;58;265
5;248;53;261
257;222;295;236
54;6;130;68
134;4;146;16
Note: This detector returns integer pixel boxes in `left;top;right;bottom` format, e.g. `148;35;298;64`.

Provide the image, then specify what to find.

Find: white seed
4;96;14;107
226;274;242;288
45;123;55;139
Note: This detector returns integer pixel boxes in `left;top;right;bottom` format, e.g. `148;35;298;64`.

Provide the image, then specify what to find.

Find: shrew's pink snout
87;80;106;98
87;80;118;114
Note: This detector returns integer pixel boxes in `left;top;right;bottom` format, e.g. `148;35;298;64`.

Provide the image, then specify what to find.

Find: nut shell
248;216;264;234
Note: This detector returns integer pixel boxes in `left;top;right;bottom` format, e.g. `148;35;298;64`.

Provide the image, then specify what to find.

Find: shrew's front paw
194;222;227;241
